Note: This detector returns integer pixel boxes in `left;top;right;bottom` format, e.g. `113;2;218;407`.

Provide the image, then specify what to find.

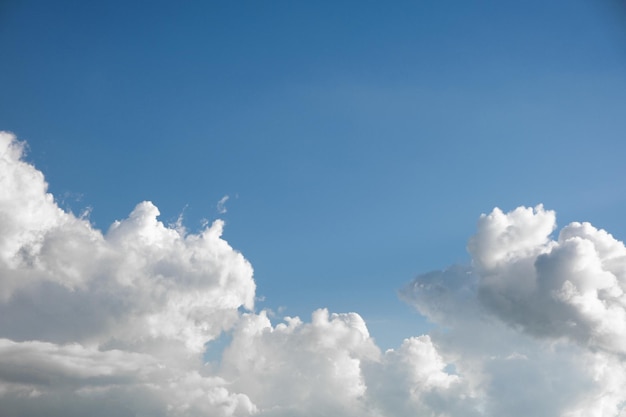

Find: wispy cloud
217;195;230;214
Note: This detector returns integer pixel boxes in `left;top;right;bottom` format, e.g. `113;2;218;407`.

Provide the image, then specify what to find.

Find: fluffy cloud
363;334;481;417
0;131;471;416
470;205;626;353
221;309;378;416
403;205;626;417
219;309;476;417
0;132;258;416
2;131;626;416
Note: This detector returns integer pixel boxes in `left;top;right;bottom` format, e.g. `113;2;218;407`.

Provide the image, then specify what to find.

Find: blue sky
2;0;626;351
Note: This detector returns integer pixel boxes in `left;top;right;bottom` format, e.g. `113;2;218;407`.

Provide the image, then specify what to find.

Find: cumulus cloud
0;132;257;416
469;205;626;354
0;131;478;417
403;205;626;417
218;309;476;417
363;334;481;417
221;309;378;416
2;130;626;416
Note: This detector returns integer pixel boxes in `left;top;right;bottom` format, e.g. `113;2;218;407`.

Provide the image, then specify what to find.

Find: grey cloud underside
1;131;625;416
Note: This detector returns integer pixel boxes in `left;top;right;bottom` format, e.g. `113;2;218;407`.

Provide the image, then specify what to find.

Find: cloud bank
1;131;625;416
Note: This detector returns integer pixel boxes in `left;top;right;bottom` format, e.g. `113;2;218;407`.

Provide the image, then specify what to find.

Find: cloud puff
470;205;626;354
218;309;475;417
403;205;626;417
220;309;378;416
363;334;481;417
2;131;626;416
0;132;258;416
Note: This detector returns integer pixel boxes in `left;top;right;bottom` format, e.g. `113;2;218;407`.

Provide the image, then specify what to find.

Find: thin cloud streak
217;195;230;214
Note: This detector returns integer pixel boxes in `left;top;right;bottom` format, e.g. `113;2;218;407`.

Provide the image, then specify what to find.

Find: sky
1;1;626;416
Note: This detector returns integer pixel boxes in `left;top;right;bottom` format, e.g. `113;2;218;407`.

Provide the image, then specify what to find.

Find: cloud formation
0;132;257;416
1;131;625;416
469;206;626;353
403;205;626;417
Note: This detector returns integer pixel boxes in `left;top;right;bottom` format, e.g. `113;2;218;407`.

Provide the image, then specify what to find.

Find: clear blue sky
2;0;625;347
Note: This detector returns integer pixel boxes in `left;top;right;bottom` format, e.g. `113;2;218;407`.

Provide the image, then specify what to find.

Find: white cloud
0;338;258;417
217;195;230;214
363;335;481;417
403;205;626;417
218;309;475;417
0;132;258;416
0;132;473;417
2;131;626;416
220;309;378;416
469;205;626;354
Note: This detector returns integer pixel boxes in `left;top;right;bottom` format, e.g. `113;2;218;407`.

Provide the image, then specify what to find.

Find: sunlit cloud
1;131;625;416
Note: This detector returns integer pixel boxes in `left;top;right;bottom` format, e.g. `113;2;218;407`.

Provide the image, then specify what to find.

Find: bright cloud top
1;131;625;416
469;205;626;354
403;205;626;417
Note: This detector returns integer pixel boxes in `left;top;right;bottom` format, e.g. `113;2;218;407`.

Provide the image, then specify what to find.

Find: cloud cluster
0;132;258;416
403;205;626;417
217;309;476;417
2;131;625;416
471;206;626;354
1;132;473;417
